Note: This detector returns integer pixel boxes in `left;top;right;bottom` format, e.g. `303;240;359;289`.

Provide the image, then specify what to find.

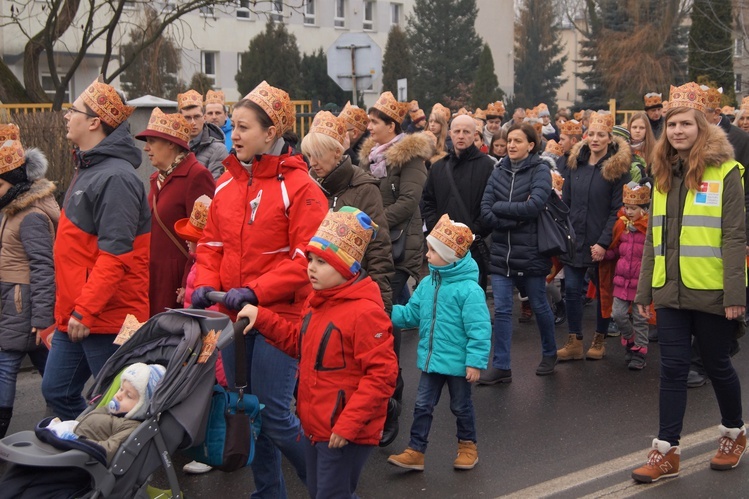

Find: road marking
498;427;717;499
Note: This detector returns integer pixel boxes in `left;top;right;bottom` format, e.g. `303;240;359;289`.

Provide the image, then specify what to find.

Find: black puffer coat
481;154;552;277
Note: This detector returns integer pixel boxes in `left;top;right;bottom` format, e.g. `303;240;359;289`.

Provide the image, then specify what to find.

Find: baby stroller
0;308;236;499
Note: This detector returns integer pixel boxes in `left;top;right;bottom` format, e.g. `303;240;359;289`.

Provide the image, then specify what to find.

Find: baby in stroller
1;362;166;498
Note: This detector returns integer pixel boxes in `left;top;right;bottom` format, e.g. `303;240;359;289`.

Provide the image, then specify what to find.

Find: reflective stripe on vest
651;160;742;290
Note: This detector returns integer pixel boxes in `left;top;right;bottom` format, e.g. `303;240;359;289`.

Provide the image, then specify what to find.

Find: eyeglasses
66;106;99;119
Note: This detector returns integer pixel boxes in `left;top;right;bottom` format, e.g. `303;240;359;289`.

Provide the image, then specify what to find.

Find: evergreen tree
189;73;214;95
236;21;302;97
407;0;483;108
689;0;735;104
382;26;412;99
513;0;567;109
471;43;504;108
299;48;348;108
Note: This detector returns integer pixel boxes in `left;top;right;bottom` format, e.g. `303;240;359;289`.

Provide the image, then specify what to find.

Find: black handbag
537;193;576;258
390;221;411;264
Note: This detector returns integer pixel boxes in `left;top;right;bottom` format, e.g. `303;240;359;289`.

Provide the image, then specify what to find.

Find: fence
607;99;642;126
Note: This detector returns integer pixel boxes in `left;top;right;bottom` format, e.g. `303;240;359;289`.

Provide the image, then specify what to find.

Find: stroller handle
206;291;227;304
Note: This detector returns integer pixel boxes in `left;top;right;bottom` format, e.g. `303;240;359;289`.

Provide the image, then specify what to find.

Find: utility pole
336;43;371;103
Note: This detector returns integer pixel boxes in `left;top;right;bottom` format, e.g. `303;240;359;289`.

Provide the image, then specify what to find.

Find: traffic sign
327;33;382;97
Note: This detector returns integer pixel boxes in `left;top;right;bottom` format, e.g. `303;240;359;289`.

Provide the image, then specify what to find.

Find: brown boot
388;448;425;471
631;439;680;483
710;425;746;470
453;440;478;470
557;334;584;361
586;332;606;360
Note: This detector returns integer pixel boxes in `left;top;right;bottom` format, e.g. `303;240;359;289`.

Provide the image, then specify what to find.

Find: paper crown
525;107;539;119
560;119;583;136
373;91;409;123
623;182;651;206
205;90;225;106
472;108;487;121
545;139;564;157
537;103;550;117
411;108;426;124
428;214;474;261
473;118;484;133
431;103;451;122
136;107;191;150
81;76;134;128
244;80;295;134
455;107;470;117
573;110;584;121
722;105;736;115
644;92;663;109
551;170;564;192
0;139;25;175
339;102;369;132
0;123;20;143
408;100;420;113
587;111;614;133
486;101;505;118
667;82;707;113
174;194;212;243
177;89;203;110
700;85;723;110
741;96;749;113
309;111;347;146
306;206;378;279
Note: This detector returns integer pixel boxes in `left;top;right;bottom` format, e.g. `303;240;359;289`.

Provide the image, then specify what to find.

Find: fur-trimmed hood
567;135;632;182
1;178;58;218
694;123;735;168
358;132;434;171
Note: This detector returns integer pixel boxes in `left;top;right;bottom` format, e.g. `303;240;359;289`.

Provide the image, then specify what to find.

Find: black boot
554;300;566;325
379;398;401;447
0;406;13;439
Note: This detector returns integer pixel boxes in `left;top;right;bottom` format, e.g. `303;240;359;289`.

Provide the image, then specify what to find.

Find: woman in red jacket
136;108;215;316
191;81;328;499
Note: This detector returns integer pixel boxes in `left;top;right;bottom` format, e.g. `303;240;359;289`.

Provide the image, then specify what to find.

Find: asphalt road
3;297;749;498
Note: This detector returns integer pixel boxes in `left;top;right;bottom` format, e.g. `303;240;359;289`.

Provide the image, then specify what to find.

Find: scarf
157;152;187;190
0;182;31;211
368;133;404;179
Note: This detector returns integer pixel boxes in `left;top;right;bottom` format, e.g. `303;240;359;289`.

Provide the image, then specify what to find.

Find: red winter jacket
194;144;327;320
255;274;398;445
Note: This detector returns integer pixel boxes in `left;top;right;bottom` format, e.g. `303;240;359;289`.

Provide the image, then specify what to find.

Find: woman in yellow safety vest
631;82;747;484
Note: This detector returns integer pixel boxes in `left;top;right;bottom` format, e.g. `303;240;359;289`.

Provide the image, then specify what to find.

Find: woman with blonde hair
428;109;449;155
632;83;746;483
628;112;656;166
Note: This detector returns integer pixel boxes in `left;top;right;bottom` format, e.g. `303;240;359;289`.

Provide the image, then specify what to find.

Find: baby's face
111;379;140;415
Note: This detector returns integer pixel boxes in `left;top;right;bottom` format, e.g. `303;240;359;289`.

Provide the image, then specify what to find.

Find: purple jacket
605;225;646;302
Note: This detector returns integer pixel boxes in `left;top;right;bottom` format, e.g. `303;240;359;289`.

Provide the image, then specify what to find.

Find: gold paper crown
560;119;583;136
473;118;484;134
244;81;295;134
310;207;377;274
486;101;505;118
573;110;583;121
431;103;451;122
545;139;564;157
177;89;203;110
429;214;474;259
644;92;663;108
81;76;134;128
189;194;212;230
309;111;347;146
668;82;707;113
551;170;564;191
472;108;487;121
537;103;549;113
623;183;651;206
0;139;25;175
0;123;20;143
408;100;420;114
205;90;225;106
339;102;369;132
373;91;409;123
587;111;614;133
700;85;723;110
722;105;736;115
144;108;191;148
455;107;470;117
411;108;426;123
741;96;749;113
525;107;539;119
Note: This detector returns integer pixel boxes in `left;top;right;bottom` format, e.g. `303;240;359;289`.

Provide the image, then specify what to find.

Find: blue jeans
491;274;557;369
408;371;476;453
563;265;610;338
656;308;744;446
41;331;118;420
0;347;47;408
223;334;306;499
304;439;373;499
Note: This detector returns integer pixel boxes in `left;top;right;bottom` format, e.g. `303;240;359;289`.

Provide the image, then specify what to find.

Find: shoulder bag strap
153;199;190;259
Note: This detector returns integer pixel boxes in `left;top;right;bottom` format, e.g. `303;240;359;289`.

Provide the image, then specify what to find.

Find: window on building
736;74;742;93
363;1;374;30
304;0;315;25
390;2;401;26
202;51;217;85
42;75;69;102
237;0;251;19
271;0;283;22
123;1;136;10
199;5;214;17
736;38;744;57
334;0;346;28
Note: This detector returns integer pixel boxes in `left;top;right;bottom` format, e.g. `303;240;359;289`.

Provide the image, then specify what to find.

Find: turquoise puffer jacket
392;255;491;376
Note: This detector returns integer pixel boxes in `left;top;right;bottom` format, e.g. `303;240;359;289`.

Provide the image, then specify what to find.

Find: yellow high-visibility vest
651;160;742;289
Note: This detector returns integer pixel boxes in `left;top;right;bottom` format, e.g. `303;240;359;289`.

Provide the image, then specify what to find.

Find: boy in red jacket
238;206;398;499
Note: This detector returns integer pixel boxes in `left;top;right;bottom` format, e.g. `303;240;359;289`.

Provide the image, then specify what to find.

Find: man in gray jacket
177;89;228;180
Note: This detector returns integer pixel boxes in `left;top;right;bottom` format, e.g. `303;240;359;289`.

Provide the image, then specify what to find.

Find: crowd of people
0;75;747;497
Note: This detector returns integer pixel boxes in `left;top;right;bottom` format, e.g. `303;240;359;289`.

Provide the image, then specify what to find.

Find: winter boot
606;321;620;337
388;448;425;471
621;336;635;364
557;334;584;361
628;347;647;370
586;333;606;360
631;438;680;483
0;406;12;439
535;355;557;376
379;398;401;447
553;300;566;325
477;367;512;385
710;425;747;470
454;440;478;470
519;300;533;323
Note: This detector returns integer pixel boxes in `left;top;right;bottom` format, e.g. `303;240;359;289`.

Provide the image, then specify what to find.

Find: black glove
225;287;258;311
191;286;215;309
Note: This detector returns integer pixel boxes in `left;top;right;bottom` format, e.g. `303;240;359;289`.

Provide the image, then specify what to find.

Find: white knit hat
120;363;166;420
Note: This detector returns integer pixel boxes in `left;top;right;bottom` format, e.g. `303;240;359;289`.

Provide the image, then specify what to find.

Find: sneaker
606;321;620;337
454;440;478;470
477;367;512;385
535;355;557;376
631;439;680;483
519;301;533;323
388;448;425;471
628;351;646;371
183;460;213;474
687;370;708;388
710;425;747;470
553;300;566;325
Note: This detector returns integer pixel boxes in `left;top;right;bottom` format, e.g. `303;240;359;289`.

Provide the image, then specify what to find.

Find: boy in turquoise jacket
387;214;491;471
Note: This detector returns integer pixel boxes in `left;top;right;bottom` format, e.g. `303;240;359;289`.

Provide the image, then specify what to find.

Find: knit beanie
426;214;474;264
119;363;167;420
612;125;631;143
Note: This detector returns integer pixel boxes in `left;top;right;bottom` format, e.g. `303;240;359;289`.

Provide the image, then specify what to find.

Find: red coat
195;146;328;320
255;275;398;445
148;153;215;316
